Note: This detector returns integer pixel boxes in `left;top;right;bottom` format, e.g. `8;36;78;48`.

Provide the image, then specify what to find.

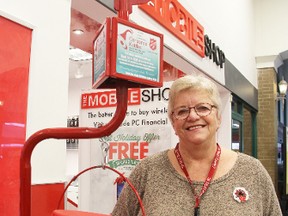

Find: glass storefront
231;95;257;157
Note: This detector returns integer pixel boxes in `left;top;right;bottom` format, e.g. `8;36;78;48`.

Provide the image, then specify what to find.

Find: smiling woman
111;75;282;216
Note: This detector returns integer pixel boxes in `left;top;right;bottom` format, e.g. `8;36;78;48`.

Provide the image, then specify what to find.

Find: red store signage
139;0;205;57
81;88;141;109
139;0;226;68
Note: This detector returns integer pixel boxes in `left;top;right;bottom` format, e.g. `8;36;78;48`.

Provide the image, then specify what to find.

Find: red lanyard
174;143;221;210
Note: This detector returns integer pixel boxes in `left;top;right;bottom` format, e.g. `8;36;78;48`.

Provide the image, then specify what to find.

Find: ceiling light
75;72;84;79
73;29;84;35
75;63;84;79
69;47;92;61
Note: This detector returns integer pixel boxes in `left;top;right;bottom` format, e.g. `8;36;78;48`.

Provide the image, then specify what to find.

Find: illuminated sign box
92;17;163;89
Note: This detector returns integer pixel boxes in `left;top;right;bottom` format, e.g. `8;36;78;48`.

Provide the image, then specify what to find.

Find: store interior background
1;0;288;215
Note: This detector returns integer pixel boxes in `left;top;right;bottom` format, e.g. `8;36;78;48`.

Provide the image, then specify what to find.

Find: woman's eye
177;109;189;115
197;105;209;112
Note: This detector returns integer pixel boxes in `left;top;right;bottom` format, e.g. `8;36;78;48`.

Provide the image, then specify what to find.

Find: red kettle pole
20;83;128;216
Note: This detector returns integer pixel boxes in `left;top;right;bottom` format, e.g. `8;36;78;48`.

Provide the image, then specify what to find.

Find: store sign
139;0;205;57
139;0;225;68
81;89;141;109
80;86;171;162
79;83;175;213
205;35;225;68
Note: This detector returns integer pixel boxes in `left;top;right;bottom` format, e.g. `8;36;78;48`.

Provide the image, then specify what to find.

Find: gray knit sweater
112;150;282;216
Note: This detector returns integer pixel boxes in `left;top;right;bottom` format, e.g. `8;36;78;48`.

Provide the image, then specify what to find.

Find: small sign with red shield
92;17;163;89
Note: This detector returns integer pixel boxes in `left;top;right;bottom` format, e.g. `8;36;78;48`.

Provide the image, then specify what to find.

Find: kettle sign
149;38;157;51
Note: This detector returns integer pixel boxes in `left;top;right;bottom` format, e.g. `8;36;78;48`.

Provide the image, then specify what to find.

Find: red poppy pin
233;187;249;203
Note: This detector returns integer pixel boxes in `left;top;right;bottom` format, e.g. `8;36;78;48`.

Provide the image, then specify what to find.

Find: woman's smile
186;124;205;131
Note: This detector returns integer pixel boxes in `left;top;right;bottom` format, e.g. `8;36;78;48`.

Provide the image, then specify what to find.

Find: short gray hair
168;75;222;122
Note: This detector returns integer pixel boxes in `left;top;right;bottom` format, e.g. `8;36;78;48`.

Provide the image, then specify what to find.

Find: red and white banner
78;82;177;214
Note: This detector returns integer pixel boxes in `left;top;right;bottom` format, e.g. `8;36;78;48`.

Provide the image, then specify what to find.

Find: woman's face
171;88;221;146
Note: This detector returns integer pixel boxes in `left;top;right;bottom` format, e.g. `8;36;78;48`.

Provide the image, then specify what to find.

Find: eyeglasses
172;103;217;120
